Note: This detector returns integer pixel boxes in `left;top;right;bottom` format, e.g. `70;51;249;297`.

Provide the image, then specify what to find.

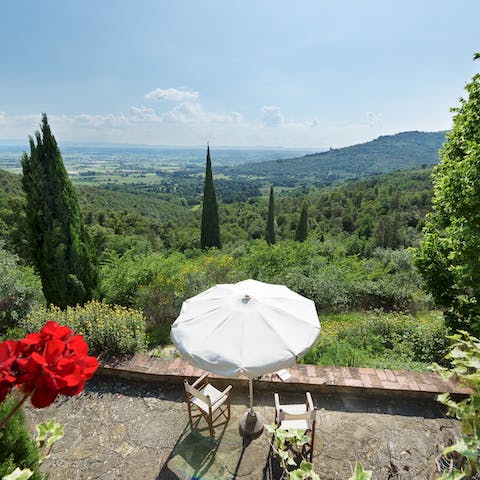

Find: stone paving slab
25;376;461;480
99;354;472;397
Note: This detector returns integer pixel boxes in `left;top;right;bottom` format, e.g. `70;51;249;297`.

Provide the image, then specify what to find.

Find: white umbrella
171;279;320;436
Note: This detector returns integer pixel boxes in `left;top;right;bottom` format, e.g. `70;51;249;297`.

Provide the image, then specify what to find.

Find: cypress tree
200;145;221;249
265;186;276;245
295;203;308;242
21;113;97;308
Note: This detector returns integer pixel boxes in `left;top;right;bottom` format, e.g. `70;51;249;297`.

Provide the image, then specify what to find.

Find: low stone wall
98;354;472;401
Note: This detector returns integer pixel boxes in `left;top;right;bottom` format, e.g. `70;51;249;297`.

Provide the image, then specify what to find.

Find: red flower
0;340;17;402
13;321;98;408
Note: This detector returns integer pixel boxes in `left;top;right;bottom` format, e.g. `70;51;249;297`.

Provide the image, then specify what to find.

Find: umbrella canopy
171;279;320;378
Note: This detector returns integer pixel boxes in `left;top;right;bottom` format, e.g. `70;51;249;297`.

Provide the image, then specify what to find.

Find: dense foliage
0;246;43;335
0;396;41;480
21;114;97;308
22;301;147;356
0;166;433;258
302;311;449;370
97;240;429;350
416;57;480;336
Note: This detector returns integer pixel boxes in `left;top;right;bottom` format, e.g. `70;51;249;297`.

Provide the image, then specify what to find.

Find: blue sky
0;0;479;148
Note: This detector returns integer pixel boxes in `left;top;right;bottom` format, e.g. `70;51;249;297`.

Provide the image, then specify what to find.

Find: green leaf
2;467;34;480
349;461;373;480
264;423;278;434
444;438;480;462
278;449;290;462
449;347;468;359
289;470;304;480
438;467;466;480
299;460;314;472
36;419;64;450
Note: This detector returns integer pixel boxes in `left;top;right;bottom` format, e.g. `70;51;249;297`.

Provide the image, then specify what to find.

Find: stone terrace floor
24;368;465;480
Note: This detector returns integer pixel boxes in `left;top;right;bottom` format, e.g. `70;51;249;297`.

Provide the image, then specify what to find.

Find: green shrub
22;300;147;355
302;311;450;370
0;246;44;334
0;396;41;480
135;251;236;335
100;251;169;306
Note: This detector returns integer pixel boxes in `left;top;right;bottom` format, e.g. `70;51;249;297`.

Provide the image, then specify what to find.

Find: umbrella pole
249;377;254;414
239;377;265;438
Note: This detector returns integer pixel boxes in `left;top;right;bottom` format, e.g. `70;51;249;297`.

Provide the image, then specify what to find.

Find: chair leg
309;422;316;462
208;416;215;437
186;397;193;427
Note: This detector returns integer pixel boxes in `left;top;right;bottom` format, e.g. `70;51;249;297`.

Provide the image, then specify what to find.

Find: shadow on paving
93;373;449;419
312;390;448;419
157;415;267;480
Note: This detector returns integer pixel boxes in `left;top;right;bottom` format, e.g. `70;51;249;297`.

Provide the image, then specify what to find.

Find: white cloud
261;105;284;127
0;105;400;148
145;87;199;102
130;105;160;122
162;102;242;124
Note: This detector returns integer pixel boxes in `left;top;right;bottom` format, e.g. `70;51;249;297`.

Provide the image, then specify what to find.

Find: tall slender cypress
200;145;221;249
295;203;308;242
21;114;97;308
265;186;276;245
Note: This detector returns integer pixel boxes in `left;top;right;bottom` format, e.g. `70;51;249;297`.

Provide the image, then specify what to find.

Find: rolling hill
224;131;446;186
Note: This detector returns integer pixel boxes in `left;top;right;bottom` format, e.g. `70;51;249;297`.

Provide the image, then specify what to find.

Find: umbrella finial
242;294;252;303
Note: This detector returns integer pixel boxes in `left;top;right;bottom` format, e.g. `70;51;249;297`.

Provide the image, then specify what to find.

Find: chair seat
192;383;225;413
278;403;313;430
274;392;316;461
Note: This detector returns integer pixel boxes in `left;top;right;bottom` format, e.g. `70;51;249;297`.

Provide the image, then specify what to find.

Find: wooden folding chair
184;373;232;437
274;391;316;461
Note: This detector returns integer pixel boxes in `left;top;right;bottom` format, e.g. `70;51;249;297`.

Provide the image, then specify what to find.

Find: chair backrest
184;380;212;407
278;408;316;423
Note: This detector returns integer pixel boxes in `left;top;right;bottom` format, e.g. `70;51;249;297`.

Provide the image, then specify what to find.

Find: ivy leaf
349;461;373;480
264;423;277;434
299;460;314;472
444;438;480;462
36;419;64;451
289;470;306;480
449;347;468;359
2;467;34;480
439;467;466;480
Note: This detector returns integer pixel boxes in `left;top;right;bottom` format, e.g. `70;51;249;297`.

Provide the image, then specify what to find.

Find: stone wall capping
97;353;473;400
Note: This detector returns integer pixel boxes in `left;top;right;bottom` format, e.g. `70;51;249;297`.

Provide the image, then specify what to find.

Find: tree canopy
416;55;480;335
21;114;97;308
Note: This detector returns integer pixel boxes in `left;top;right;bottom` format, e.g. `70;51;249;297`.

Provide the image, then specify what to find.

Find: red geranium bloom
0;340;17;402
15;321;99;408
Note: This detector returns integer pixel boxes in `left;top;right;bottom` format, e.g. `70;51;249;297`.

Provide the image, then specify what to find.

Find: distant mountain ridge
224;131;446;186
